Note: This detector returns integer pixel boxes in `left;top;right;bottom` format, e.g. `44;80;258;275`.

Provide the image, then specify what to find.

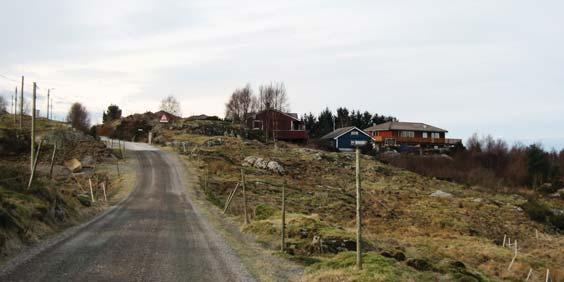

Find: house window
253;120;263;130
351;131;359;136
291;121;301;131
400;131;415;138
431;132;440;139
385;138;396;146
422;132;428;138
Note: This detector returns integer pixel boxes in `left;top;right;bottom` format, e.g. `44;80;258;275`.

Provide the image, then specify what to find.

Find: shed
320;126;373;151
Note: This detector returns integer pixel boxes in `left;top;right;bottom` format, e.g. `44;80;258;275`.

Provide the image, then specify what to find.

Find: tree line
302;107;397;138
384;134;564;191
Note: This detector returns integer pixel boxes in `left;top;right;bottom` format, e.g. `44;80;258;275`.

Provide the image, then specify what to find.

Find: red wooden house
246;109;309;142
364;121;461;148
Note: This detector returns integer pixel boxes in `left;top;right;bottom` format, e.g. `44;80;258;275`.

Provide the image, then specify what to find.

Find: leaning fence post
546;269;550;282
27;139;43;190
526;268;533;281
223;182;240;214
49;144;57;178
88;178;95;203
281;181;286;252
507;239;518;271
241;168;249;224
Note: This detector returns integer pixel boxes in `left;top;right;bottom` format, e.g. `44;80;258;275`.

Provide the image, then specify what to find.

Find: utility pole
46;89;50;119
31;82;37;171
355;145;362;271
19;76;24;129
13;87;17;124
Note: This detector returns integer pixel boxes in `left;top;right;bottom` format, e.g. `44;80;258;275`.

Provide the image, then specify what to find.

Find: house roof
364;121;447;133
250;109;300;121
321;126;371;140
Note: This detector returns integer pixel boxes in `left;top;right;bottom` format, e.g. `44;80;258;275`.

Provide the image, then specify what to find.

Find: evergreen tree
317;107;334;137
103;104;122;122
335;107;350;128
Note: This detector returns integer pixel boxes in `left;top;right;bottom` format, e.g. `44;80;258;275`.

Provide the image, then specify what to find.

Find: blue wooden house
320;126;373;151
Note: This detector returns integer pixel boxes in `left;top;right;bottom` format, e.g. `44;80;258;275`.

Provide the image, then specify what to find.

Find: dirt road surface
0;141;254;282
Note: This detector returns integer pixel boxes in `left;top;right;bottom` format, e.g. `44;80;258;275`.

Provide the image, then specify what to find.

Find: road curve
0;145;254;282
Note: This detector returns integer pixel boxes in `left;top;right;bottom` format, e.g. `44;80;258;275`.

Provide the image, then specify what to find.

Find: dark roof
251;109;300;121
321;126;371;140
364;121;447;133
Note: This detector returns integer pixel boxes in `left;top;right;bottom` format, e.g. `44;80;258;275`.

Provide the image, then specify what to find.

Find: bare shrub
66;102;90;133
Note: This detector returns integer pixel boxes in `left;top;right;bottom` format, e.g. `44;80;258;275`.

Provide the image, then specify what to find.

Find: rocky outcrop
243;156;285;174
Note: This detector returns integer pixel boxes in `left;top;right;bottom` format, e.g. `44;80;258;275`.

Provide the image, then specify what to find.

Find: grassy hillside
163;130;563;281
0;114;136;261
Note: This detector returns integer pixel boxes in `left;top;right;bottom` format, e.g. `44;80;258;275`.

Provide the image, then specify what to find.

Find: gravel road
0;143;254;282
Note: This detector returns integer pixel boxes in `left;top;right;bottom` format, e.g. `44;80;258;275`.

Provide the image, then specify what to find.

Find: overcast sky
1;0;563;149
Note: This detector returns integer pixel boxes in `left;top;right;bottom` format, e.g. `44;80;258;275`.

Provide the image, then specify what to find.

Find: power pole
31;82;37;171
355;146;362;270
47;89;50;119
19;76;24;129
13;87;17;124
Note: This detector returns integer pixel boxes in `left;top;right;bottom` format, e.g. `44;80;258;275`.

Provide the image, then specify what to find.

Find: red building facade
247;109;308;142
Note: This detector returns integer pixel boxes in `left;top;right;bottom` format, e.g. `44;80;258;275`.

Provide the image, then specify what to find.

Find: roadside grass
0;143;138;262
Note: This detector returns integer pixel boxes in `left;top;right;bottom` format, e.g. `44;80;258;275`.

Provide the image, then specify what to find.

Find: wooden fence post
102;181;107;202
241;168;249;224
88;178;95;203
116;157;120;177
30;82;37;171
223;182;240;214
507;239;518;271
204;169;208;193
281;181;286;252
526;268;533;281
27;139;43;190
49;144;57;178
355;146;362;270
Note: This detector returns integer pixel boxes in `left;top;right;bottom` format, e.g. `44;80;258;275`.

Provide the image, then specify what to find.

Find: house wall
377;130;393;138
248;110;308;141
336;129;372;149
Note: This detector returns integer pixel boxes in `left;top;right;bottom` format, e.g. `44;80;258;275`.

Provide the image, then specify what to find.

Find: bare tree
66;102;90;133
258;82;289;112
0;95;7;114
160;95;181;116
225;84;257;126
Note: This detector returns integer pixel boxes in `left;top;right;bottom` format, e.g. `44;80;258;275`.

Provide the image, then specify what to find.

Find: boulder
267;161;285;174
254;158;269;169
243;156;258;167
64;158;82;173
430;190;453;198
407;258;433;271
